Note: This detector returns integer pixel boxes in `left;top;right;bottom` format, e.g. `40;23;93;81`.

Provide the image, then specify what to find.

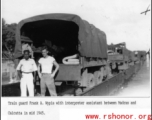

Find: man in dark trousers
38;46;59;96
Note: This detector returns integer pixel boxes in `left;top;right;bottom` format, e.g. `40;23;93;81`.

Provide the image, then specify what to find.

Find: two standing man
16;46;59;97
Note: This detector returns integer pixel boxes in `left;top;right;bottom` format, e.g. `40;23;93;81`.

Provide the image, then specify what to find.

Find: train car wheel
80;69;88;87
87;73;95;88
94;71;102;85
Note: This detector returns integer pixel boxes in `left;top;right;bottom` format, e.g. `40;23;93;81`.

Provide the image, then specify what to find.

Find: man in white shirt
38;46;59;96
16;50;37;97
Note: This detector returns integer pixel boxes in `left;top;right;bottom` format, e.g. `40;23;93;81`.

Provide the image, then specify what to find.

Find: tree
2;18;17;52
2;18;7;42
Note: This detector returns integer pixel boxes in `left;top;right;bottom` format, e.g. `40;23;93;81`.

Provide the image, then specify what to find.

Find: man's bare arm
52;61;59;76
33;60;38;81
37;63;42;78
16;60;22;80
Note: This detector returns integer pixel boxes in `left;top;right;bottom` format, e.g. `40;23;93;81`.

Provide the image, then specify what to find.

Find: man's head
41;46;49;58
23;50;30;60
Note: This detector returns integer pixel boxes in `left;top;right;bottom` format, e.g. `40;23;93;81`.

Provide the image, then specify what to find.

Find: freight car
2;13;147;96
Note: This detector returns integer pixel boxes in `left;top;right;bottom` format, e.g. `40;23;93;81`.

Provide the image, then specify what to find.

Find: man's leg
40;75;46;96
26;74;34;97
46;75;57;96
20;74;27;97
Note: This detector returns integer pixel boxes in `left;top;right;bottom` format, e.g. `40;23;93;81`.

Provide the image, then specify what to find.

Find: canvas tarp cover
14;13;107;59
123;48;131;56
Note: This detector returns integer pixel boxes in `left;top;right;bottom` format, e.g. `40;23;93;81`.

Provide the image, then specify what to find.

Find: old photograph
2;0;151;97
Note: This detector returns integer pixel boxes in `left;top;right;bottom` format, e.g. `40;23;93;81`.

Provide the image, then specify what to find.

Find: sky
2;0;151;51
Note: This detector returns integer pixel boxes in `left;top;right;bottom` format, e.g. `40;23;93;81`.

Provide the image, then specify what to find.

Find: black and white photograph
1;0;151;97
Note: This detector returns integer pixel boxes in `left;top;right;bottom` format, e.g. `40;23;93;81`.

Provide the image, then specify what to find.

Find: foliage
2;18;17;53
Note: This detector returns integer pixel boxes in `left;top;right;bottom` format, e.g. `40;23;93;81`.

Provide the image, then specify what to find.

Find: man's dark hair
41;46;48;51
23;50;30;54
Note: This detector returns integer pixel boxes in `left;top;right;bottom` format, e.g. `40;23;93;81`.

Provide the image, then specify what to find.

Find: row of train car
2;13;147;96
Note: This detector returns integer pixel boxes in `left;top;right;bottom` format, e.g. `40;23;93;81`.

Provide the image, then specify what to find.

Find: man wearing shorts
38;46;59;96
